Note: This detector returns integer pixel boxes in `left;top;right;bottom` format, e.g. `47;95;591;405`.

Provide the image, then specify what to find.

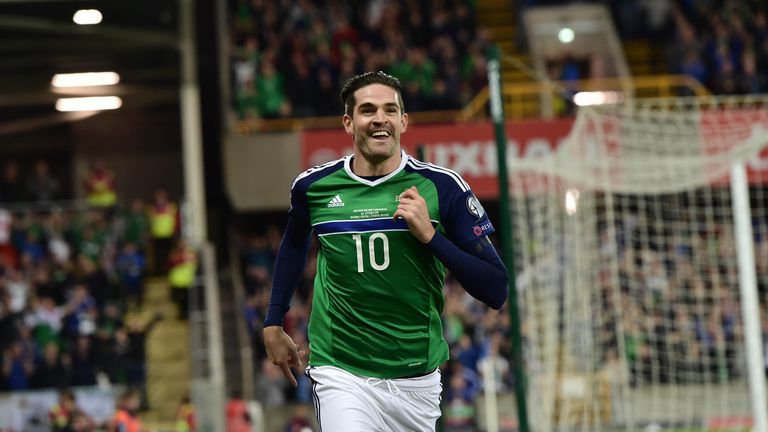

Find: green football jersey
289;151;495;379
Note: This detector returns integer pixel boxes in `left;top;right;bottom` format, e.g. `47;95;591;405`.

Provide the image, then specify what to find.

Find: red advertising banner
301;119;575;199
700;109;768;185
301;117;768;199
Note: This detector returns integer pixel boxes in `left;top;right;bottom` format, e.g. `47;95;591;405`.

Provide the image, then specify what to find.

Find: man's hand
263;326;304;387
393;186;435;244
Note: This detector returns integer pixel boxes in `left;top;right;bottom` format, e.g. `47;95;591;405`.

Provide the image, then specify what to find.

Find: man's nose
372;109;387;123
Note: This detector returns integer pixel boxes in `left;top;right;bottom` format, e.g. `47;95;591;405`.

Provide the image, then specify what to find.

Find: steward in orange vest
110;389;143;432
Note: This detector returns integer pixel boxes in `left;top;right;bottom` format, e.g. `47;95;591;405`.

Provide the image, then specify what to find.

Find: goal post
507;96;768;431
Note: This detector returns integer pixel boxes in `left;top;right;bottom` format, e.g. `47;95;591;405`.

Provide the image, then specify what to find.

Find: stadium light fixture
51;72;120;88
558;27;575;43
573;91;623;107
55;96;122;112
73;9;102;25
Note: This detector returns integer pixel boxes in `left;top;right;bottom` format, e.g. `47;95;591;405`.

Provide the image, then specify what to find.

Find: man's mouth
370;130;391;139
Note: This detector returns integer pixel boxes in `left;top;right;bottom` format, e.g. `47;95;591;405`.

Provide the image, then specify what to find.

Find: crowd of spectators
527;0;768;96
591;200;768;387
0;159;64;205
663;0;768;95
0;161;173;408
229;0;494;121
228;0;768;128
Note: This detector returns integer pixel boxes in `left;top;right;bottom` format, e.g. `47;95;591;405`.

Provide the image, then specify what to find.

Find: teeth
372;131;389;137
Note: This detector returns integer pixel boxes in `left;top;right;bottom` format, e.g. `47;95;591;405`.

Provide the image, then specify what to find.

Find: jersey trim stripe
344;150;409;186
406;158;469;192
291;157;345;189
315;218;409;235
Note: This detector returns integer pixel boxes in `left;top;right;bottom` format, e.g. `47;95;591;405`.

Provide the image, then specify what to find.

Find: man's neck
352;151;402;177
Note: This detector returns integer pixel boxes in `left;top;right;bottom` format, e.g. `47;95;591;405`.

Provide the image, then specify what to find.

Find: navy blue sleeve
426;233;508;309
433;177;506;309
444;190;496;246
263;181;312;327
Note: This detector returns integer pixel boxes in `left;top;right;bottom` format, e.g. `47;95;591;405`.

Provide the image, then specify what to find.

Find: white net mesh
509;96;768;431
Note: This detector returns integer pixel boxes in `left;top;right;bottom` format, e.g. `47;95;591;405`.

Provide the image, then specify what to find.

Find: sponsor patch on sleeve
471;221;494;237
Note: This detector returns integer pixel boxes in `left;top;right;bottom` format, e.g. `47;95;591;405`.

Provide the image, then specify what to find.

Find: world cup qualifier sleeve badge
466;194;486;220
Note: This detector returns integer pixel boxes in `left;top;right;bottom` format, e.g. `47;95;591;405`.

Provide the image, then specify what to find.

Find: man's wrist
419;227;436;244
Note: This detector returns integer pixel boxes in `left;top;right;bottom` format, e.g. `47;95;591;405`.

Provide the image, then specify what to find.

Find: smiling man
262;71;508;431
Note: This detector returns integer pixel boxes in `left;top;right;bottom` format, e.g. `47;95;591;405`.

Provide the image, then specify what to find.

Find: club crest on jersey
327;194;345;208
466;194;485;220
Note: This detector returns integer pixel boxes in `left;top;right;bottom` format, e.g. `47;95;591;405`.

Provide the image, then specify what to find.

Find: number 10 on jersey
352;233;390;272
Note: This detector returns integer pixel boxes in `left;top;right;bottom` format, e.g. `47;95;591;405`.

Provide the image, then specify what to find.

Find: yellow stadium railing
234;75;709;133
457;74;711;121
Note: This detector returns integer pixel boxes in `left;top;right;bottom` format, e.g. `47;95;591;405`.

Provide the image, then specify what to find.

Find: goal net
508;96;768;431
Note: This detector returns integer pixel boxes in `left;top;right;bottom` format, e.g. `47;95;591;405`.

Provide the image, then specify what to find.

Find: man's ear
343;114;353;135
400;112;409;133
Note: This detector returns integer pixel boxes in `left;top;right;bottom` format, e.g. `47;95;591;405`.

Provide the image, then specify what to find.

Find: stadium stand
229;0;491;120
228;1;768;431
3;0;768;431
0;159;192;429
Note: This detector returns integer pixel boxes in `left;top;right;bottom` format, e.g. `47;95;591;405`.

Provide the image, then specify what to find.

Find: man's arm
394;186;508;309
262;186;312;387
263;222;311;327
426;233;508;309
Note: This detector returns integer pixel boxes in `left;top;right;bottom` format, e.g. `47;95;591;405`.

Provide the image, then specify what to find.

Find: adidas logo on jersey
327;195;345;207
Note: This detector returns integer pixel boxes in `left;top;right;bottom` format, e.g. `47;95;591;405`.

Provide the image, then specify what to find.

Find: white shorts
305;365;443;432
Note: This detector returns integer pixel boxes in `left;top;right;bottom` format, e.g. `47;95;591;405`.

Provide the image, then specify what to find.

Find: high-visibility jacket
149;203;177;238
111;409;142;432
169;248;197;288
175;403;197;432
85;170;117;207
49;403;70;428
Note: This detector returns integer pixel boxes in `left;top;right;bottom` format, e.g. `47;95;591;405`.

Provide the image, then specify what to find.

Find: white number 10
352;233;390;272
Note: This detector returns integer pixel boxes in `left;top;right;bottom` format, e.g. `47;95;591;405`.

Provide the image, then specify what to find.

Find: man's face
343;83;408;164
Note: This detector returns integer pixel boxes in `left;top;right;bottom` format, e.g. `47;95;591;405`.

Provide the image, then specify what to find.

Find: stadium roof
0;0;180;136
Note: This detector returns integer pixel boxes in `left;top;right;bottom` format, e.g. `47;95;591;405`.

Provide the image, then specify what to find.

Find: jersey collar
344;150;408;186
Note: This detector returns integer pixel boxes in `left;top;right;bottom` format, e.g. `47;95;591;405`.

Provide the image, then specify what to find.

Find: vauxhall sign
301;119;574;199
300;118;768;199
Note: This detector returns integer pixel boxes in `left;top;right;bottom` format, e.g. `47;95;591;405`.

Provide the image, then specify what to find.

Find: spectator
283;404;313;432
70;335;98;387
26;159;60;203
27;295;65;348
83;160;117;210
0;160;25;203
124;313;162;409
1;340;34;391
443;371;477;432
49;388;96;432
175;396;197;432
168;239;197;321
115;242;147;308
32;341;71;389
110;389;143;432
256;61;290;119
122;199;150;253
148;189;178;275
255;358;289;407
225;391;252;432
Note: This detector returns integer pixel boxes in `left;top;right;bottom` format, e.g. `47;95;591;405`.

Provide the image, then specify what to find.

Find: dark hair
339;71;404;117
